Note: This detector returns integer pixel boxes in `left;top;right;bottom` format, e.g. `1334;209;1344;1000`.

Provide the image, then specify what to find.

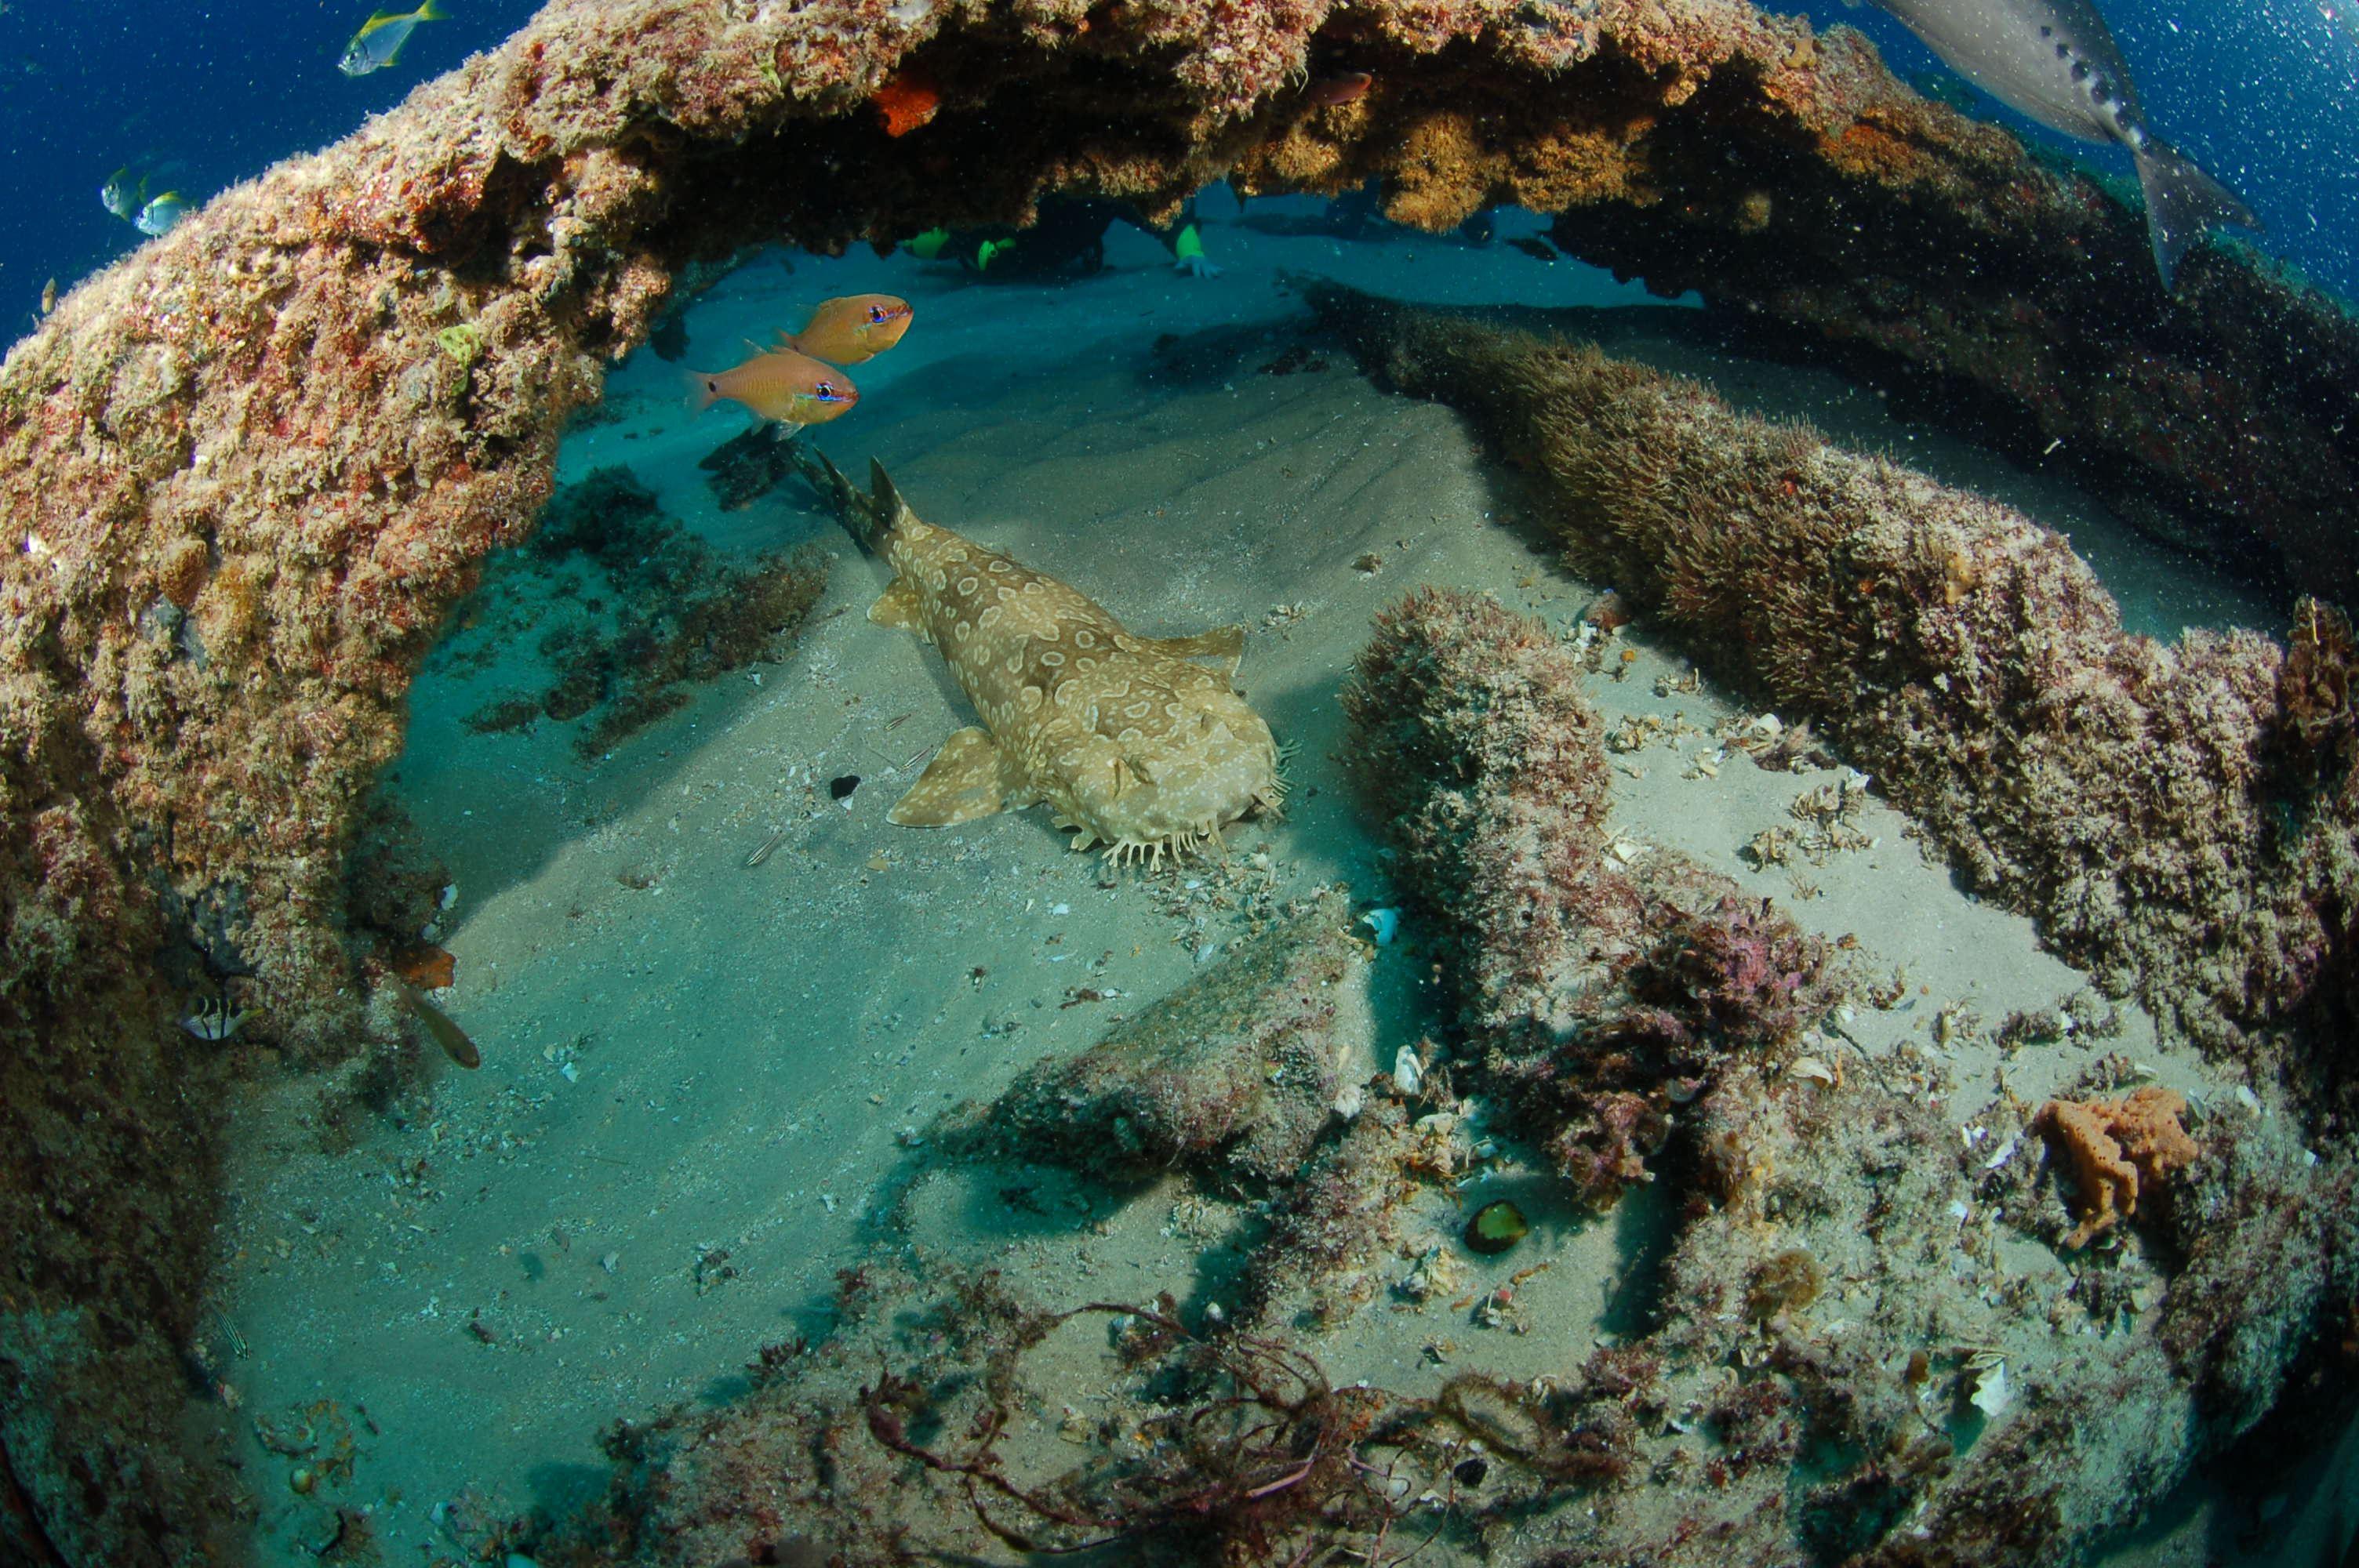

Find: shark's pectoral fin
868;577;925;632
890;727;1012;826
1119;624;1246;679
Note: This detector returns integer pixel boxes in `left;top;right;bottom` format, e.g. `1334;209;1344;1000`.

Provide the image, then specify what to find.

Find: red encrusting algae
871;69;940;137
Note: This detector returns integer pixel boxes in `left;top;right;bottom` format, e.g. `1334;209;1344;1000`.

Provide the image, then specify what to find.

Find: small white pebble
600;1251;619;1274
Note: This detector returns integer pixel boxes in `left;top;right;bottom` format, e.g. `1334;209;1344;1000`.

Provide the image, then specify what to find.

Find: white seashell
1360;907;1401;945
1329;1083;1365;1123
1787;1054;1837;1086
1966;1358;2011;1418
1393;1045;1424;1096
1751;713;1783;738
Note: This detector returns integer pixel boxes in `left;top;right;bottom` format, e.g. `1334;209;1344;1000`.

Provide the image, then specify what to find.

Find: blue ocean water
0;0;2354;311
1797;0;2359;298
0;0;536;315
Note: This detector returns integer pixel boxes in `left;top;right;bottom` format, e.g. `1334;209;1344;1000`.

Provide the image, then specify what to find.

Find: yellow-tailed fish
100;168;146;222
133;191;191;238
770;294;914;366
340;0;445;77
685;347;859;425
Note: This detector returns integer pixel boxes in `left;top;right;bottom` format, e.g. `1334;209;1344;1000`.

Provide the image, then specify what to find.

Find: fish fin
870;459;916;532
1122;624;1245;679
414;0;447;17
2133;137;2259;292
783;443;903;552
889;728;1010;826
868;577;925;630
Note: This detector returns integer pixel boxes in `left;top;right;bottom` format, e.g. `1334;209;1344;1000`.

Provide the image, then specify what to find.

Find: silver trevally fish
1863;0;2259;290
100;168;146;222
133;191;192;238
338;0;446;78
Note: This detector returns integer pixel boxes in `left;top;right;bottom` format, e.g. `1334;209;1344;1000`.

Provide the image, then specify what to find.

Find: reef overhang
2;0;2355;1560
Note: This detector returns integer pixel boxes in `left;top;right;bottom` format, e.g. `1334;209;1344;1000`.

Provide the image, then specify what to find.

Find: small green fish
339;0;445;77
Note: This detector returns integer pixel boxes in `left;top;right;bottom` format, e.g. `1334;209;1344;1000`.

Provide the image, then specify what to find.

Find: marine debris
2;0;2356;1555
951;887;1419;1328
976;889;1358;1188
1344;586;1843;1207
1340;584;2358;1564
1304;281;2357;1087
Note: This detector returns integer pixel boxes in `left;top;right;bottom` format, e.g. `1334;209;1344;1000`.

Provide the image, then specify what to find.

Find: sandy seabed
206;197;2325;1565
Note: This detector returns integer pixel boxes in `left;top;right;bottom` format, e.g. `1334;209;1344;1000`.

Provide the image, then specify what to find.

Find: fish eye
816;381;837;398
869;306;888;323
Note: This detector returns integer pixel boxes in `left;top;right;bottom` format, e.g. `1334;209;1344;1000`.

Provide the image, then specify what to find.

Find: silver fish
1866;0;2258;289
338;0;445;78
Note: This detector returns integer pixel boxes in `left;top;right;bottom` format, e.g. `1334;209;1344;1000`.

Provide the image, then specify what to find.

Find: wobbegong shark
1861;0;2259;289
795;448;1284;865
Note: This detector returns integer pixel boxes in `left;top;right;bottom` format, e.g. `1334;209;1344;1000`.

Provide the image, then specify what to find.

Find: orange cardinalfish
685;347;860;424
771;294;914;366
1305;71;1373;107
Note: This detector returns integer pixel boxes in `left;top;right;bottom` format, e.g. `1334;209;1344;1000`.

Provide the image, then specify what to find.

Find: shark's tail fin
2133;136;2259;293
783;442;894;554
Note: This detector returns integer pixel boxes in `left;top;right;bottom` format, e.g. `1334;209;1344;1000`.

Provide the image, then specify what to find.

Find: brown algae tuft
1463;1199;1529;1255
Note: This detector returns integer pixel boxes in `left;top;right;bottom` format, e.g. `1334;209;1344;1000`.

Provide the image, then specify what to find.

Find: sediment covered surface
4;0;2358;1558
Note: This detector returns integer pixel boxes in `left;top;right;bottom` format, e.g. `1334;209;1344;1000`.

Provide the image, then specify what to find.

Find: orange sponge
873;71;940;138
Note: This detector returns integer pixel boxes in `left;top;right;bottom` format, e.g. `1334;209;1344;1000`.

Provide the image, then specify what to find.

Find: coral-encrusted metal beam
0;0;2349;1557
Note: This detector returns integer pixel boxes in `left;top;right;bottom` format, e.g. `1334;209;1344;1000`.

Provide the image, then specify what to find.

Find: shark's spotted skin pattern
805;452;1281;862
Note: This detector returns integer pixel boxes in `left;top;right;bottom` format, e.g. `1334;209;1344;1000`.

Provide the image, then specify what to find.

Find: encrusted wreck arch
2;0;2354;1559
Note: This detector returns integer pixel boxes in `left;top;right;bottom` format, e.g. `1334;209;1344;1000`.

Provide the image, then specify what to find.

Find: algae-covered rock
987;888;1361;1186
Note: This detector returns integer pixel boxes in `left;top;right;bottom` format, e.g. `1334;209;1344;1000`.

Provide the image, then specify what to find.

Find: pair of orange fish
685;292;914;426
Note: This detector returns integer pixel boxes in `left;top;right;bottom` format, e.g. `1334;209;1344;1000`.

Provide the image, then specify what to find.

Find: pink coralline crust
1307;283;2350;1074
1343;586;1840;1207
